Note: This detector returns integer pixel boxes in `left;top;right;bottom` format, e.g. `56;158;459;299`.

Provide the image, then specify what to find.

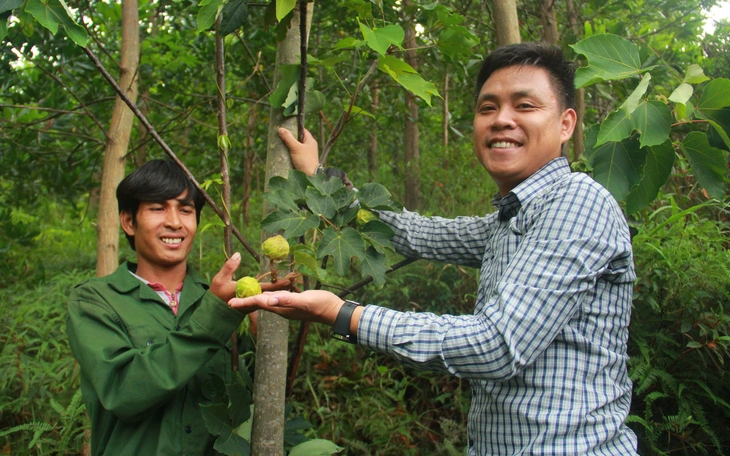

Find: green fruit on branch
236;276;262;298
356;208;378;228
262;235;290;261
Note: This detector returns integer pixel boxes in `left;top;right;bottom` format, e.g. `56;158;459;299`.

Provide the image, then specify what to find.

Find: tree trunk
491;0;521;46
565;0;585;159
403;0;420;210
95;0;139;278
251;2;313;455
539;0;559;45
368;80;379;180
442;71;449;154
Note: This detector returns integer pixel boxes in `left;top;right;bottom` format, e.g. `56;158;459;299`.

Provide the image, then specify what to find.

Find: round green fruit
262;235;290;261
236;276;262;298
356;208;378;228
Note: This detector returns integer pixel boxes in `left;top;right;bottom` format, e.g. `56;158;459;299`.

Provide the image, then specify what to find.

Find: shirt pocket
127;324;170;349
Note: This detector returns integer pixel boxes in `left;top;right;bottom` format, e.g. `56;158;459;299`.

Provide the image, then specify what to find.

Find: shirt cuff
357;305;402;353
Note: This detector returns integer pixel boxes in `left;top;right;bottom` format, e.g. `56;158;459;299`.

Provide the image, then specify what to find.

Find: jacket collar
109;261;209;301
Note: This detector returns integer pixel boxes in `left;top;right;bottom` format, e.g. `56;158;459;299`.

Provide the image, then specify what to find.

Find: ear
559;108;577;144
120;211;136;236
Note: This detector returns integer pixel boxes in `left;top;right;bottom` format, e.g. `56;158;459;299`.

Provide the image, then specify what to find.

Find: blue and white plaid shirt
358;158;638;455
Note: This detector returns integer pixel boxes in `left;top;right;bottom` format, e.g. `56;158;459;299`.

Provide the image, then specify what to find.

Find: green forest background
2;0;730;455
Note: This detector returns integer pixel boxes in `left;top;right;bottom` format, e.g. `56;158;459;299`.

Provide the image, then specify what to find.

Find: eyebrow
475;90;536;105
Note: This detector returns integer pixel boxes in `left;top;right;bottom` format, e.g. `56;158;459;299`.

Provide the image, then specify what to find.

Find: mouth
161;237;183;245
489;140;521;149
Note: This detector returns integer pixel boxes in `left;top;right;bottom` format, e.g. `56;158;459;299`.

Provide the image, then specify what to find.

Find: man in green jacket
67;160;289;455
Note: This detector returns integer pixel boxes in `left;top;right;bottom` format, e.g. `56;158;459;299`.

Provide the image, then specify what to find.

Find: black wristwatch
330;300;360;344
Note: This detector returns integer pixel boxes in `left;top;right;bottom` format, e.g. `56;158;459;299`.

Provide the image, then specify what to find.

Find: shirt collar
108;261;207;294
490;157;571;221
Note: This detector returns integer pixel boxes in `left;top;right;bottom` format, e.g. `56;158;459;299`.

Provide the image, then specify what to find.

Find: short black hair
474;43;575;110
116;159;205;250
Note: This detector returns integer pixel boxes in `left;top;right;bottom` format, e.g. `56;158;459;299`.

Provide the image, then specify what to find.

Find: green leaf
219;0;249;36
695;79;730;147
686;341;703;349
276;0;296;22
683;64;709;84
317;227;364;276
292;247;327;282
358;182;394;210
261;210;320;238
681;131;726;200
359;247;388;288
305;90;326;113
307;173;344;196
377;54;417;77
269;64;300;109
266;188;300;213
226;374;252;427
331;186;357;211
376;56;440;105
596;110;633;146
267;170;309;203
0;0;23;15
305;187;337;220
201;402;230;436
197;0;222;32
624;140;675;215
0;11;9;41
333;37;364;51
214;429;251;455
359;20;403;56
620;73;651;114
571;34;644;88
288;438;344;456
334;206;359;227
631;100;672;148
437;25;478;60
669;82;693;104
360;220;395;254
26;0;88;46
585;127;646;201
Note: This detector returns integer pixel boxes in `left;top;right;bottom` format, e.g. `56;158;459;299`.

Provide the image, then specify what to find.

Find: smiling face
473;65;576;196
120;192;197;278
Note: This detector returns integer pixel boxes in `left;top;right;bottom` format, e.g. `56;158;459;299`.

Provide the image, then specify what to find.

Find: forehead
141;191;192;206
477;65;556;98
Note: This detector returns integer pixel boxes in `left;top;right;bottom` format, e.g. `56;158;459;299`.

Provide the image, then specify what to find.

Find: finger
277;127;299;149
217;252;241;279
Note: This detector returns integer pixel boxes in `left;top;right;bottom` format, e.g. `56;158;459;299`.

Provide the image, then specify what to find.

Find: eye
478;104;496;113
516;102;536;110
180;207;195;215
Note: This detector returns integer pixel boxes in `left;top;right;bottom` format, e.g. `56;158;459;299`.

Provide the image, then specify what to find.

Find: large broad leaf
214;430;251;455
358;182;399;211
359;20;403;56
360;220;395;254
266;189;300;213
226;373;252;428
267;170;309;203
219;0;248;36
201;402;230;436
197;0;223;32
681;131;726;200
695;80;730;149
631;100;672;148
437;26;479;61
289;439;344;456
307;173;344;196
305;187;337;220
269;64;300;109
571;34;643;88
291;246;328;282
377;55;440;106
624;140;675;215
620;73;651;115
596;110;634;146
276;0;295;21
0;0;23;15
26;0;88;46
331;187;357;211
317;227;364;276
669;83;694;104
359;247;388;288
261;210;320;238
585;127;646;201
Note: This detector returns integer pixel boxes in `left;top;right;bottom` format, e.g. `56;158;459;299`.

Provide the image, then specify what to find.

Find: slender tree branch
83;46;261;262
336;257;418;298
297;0;308;142
234;32;273;92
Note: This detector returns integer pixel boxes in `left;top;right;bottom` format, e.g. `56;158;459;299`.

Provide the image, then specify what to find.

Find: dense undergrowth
2;183;730;455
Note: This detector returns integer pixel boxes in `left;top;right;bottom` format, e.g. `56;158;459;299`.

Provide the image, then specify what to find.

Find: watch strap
330;300;360;344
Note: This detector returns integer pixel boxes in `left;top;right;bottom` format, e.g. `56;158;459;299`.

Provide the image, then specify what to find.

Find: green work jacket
66;262;244;456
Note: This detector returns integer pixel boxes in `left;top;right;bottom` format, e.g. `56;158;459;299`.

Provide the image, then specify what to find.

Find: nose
165;209;182;229
492;107;516;130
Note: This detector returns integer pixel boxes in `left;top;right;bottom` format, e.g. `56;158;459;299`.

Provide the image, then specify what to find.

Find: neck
134;262;187;291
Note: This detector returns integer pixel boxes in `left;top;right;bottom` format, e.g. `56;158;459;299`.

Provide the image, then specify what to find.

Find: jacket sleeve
378;209;494;268
66;289;244;422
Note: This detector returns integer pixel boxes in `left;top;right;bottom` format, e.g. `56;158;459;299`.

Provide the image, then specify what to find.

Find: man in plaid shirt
233;43;638;455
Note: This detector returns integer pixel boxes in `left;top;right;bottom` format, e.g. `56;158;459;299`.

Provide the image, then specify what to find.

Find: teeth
490;141;518;149
162;238;182;245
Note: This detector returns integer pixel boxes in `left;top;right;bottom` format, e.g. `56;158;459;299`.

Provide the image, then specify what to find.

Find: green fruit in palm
236;276;262;298
356;208;378;228
262;235;290;261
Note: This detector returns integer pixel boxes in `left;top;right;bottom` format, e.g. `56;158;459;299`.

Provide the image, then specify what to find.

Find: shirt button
469;438;474;447
184;425;192;434
146;340;154;346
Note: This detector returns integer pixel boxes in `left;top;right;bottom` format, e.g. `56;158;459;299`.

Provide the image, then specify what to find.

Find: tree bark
565;0;585;159
95;0;139;278
403;0;420;210
540;0;559;45
491;0;521;46
251;2;313;455
368;80;379;180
